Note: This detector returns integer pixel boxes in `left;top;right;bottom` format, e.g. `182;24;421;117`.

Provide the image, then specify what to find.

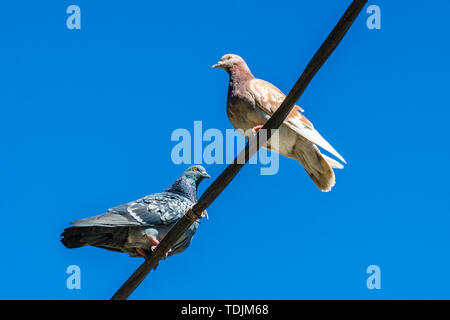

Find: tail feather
322;153;344;169
295;144;336;192
61;226;118;249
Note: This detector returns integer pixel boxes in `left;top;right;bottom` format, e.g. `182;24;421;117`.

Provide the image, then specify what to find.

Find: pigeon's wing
247;78;346;164
132;192;193;225
70;192;192;227
69;211;141;227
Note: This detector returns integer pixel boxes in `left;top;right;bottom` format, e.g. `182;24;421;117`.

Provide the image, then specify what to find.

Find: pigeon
61;165;210;260
213;54;346;191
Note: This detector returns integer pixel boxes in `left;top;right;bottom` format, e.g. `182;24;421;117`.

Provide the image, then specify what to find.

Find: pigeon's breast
227;91;269;132
227;87;302;158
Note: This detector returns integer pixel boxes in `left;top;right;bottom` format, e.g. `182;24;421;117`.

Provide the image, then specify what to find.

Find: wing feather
70;192;192;227
248;79;346;164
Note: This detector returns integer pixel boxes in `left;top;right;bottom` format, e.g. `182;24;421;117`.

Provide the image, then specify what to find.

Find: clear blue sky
1;1;449;299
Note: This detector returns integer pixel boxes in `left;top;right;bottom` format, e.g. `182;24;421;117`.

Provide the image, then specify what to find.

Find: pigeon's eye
192;167;198;172
227;56;232;60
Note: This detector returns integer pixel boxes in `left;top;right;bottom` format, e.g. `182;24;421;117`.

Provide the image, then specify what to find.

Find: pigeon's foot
140;235;169;260
145;234;159;246
146;235;168;258
136;248;147;258
251;124;264;135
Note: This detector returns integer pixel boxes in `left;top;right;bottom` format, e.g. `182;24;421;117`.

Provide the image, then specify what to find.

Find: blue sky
1;1;449;299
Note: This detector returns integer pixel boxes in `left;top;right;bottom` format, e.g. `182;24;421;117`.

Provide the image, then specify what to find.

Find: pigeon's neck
228;63;254;85
166;176;198;202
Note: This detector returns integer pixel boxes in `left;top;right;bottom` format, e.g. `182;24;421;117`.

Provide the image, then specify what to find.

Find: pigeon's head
212;54;249;72
182;165;210;184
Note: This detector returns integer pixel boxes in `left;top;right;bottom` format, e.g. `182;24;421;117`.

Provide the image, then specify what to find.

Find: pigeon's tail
294;143;337;192
60;226;123;249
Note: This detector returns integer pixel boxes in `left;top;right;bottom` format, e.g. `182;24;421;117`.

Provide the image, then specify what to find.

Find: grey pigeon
213;54;346;191
61;165;210;259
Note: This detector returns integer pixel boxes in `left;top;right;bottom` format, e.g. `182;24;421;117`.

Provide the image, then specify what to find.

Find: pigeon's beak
212;62;220;69
202;172;211;178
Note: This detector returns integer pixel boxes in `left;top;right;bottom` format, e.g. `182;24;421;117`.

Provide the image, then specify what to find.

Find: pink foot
146;234;160;246
146;235;169;259
252;124;264;135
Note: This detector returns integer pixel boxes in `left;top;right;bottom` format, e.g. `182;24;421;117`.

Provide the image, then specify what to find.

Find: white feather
287;116;346;164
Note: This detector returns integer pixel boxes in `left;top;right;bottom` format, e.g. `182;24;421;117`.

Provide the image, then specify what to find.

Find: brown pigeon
212;54;346;192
